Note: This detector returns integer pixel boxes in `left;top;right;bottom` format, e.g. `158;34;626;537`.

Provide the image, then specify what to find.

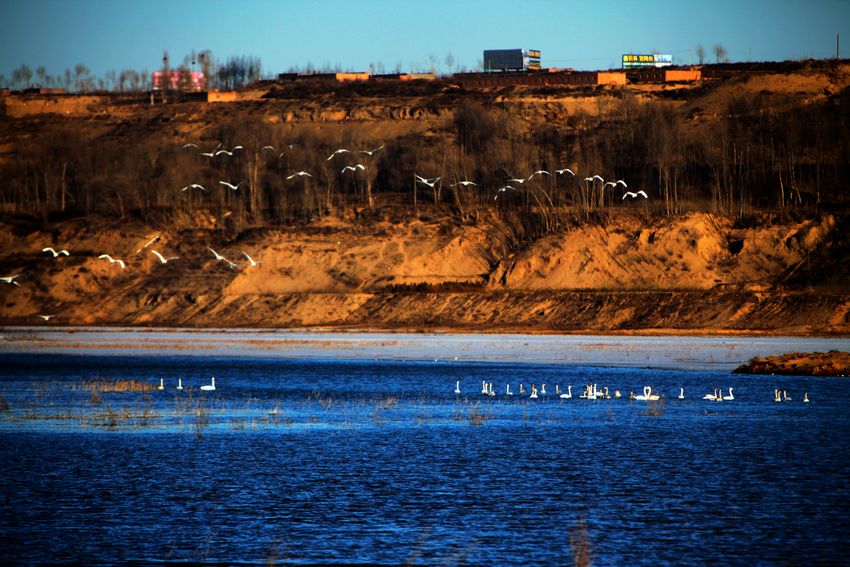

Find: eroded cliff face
1;212;847;334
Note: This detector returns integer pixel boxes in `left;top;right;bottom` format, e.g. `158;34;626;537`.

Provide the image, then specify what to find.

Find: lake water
1;330;849;565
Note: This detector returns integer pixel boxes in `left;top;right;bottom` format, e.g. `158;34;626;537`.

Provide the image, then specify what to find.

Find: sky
1;0;849;81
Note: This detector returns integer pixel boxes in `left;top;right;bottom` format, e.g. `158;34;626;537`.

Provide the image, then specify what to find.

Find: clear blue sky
2;0;849;80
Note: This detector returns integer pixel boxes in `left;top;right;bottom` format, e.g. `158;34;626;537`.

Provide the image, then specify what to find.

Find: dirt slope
1;212;848;334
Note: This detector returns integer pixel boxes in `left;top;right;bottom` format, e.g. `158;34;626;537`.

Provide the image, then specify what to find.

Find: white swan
774;389;782;402
559;385;572;399
636;386;659;401
723;388;734;401
613;389;622;398
454;380;461;394
506;384;513;396
488;382;496;397
200;377;216;391
530;385;538;399
519;384;526;394
703;389;718;401
482;380;488;395
157;378;164;390
803;392;810;403
541;384;547;395
783;390;791;401
177;378;183;390
678;387;684;399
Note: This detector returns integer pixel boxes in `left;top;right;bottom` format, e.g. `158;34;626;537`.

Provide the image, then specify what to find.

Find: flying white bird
583;177;594;183
219;180;246;191
326;149;351;160
622;190;648;199
507;177;528;184
198;142;222;157
528;170;551;179
415;175;441;188
286;171;313;180
214;146;242;157
42;247;70;257
98;254;126;269
1;274;22;286
592;174;604;182
207;247;226;261
180;184;207;192
36;314;55;321
605;180;628;189
261;145;276;152
151;250;178;264
242;251;262;266
208;247;238;269
135;235;160;254
555;168;575;176
182;143;199;149
450;181;479;187
342;164;366;173
494;186;518;200
359;145;384;156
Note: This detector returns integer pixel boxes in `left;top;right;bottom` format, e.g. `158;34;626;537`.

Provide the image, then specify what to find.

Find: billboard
622;54;673;69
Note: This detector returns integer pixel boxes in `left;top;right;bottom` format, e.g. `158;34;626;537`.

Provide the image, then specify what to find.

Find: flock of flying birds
3;140;650;321
177;142;386;191
1;236;264;322
177;140;650;202
416;169;649;201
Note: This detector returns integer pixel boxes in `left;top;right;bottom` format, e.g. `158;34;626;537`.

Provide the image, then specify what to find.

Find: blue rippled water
1;353;849;565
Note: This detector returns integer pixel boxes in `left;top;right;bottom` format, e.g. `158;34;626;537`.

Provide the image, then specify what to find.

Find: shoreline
3;324;848;338
3;326;849;372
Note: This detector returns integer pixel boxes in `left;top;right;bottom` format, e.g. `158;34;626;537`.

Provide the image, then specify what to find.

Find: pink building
151;71;206;92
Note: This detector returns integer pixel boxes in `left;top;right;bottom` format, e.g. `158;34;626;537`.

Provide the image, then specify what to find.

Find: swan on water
703;389;718;401
519;384;526;394
783;390;791;401
803;392;810;403
157;378;164;390
177;378;183;390
723;388;734;401
774;389;782;402
636;386;660;401
541;384;547;395
506;384;513;396
614;389;622;398
678;387;685;399
200;377;216;391
454;380;461;394
482;381;488;395
559;385;572;399
530;385;538;399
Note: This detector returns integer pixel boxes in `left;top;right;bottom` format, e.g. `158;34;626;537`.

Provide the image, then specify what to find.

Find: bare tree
713;43;728;63
695;44;705;65
74;63;89;92
445;52;456;75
